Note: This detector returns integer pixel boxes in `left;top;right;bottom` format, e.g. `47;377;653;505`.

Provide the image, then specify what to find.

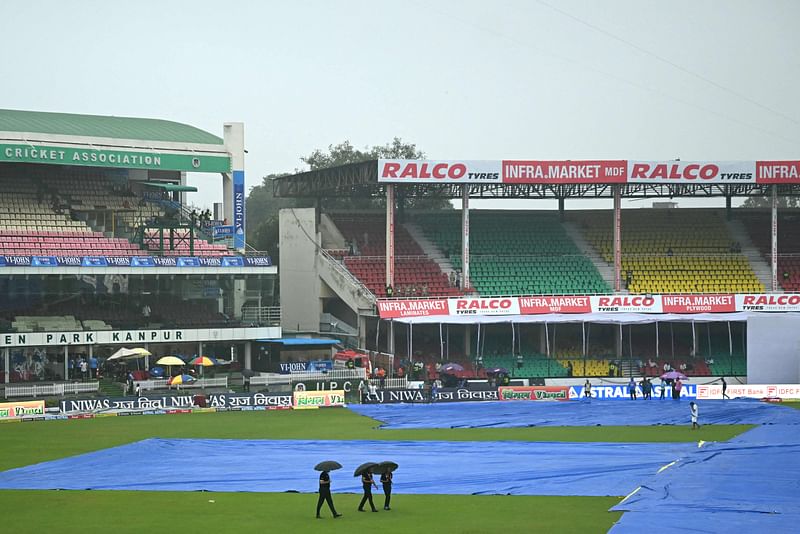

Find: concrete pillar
388;321;395;355
64;346;69;380
539;324;547;354
615;325;622;358
772;185;778;292
464;325;472;357
244;342;252;370
3;348;8;384
613;186;622;292
558;197;565;221
725;193;732;221
358;315;368;349
144;343;149;370
462;185;470;290
224;122;245;251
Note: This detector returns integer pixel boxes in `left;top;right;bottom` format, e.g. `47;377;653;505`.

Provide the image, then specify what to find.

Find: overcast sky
2;0;799;211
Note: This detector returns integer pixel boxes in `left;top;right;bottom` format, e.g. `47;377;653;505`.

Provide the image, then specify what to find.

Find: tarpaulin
610;424;800;533
0;438;694;497
348;399;800;429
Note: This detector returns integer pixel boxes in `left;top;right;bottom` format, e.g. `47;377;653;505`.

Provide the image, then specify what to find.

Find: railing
250;368;368;387
4;381;100;399
318;248;376;303
381;377;408;389
135;377;228;391
242;306;281;326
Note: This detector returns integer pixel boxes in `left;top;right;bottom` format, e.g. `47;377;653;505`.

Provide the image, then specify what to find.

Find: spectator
628;377;637;400
663;361;671;372
679;362;687;371
385;285;394;298
89;355;98;379
666;247;673;257
584;379;592;398
721;376;730;399
79;358;88;381
567;361;573;377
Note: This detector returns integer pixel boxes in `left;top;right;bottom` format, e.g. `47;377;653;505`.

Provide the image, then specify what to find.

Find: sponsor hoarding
502;160;627;184
498;386;570;401
293;390;346;409
59;394;293;414
627;161;756;184
696;384;800;400
364;388;499;404
0;400;45;419
0;255;271;268
377;159;502;184
569;384;697;400
377;293;800;318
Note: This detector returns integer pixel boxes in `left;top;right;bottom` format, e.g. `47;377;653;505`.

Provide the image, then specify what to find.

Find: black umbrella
353;462;379;476
373;461;399;474
314;461;342;472
241;369;257;378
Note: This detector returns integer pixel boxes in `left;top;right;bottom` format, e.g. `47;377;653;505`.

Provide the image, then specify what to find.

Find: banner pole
462;185;470;291
772;185;778;292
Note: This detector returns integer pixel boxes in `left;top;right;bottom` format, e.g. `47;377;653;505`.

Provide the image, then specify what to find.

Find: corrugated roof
0;109;223;145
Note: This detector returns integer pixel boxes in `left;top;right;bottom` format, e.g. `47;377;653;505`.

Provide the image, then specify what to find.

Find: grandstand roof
273;159;800;199
0;109;223;145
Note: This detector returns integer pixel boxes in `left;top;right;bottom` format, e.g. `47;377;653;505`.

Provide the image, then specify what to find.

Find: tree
741;196;800;208
246;138;452;258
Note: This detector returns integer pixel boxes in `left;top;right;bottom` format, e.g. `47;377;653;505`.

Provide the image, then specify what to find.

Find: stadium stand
738;211;800;291
575;209;764;294
416;212;610;295
330;214;460;297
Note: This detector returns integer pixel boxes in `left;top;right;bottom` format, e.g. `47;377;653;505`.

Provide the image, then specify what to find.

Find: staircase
98;379;124;397
404;222;456;277
316;249;376;314
562;221;619;293
320;313;359;348
726;219;774;291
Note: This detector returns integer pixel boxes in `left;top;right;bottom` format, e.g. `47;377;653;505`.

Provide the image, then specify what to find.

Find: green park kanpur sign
0;143;231;173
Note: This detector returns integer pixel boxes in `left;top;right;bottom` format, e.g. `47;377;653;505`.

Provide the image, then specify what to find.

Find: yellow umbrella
156;356;186;378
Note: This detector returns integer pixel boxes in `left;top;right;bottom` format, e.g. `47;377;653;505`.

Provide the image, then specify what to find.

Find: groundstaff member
316;471;341;519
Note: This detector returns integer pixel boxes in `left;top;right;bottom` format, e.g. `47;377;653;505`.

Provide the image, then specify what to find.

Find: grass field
0;409;753;534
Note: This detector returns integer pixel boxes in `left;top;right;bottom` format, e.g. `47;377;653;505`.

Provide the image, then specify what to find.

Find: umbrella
661;370;687;380
353;462;379;477
168;374;196;385
156;356;186;366
188;356;217;367
314;461;342;472
108;347;151;361
373;461;399;474
440;363;464;374
485;367;508;375
149;366;165;378
156;355;185;378
241;369;258;378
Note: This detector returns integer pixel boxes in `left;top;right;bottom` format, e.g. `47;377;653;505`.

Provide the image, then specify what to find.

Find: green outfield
0;409;753;534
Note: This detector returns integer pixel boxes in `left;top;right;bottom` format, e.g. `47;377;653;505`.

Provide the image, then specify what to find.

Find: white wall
747;314;800;383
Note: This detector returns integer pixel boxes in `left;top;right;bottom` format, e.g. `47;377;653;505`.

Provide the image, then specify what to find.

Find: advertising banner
206;393;293;409
0;255;271;269
735;294;800;312
755;161;800;184
279;360;334;374
590;295;663;313
376;294;800;319
660;294;736;313
448;297;520;316
498;386;570;401
518;295;592;314
364;387;499;404
502;160;627;184
293;390;346;409
627;161;756;184
233;169;245;250
569;384;697;400
696;384;800;400
377;159;502;184
377;299;449;319
213;225;235;239
0;400;45;419
60;394;293;414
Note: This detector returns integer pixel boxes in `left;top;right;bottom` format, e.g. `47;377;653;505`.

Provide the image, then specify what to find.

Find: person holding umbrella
378;462;398;510
358;466;379;512
314;461;342;519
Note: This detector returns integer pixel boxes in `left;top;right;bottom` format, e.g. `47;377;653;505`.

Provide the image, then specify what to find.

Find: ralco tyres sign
377;159;800;184
376;294;800;319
